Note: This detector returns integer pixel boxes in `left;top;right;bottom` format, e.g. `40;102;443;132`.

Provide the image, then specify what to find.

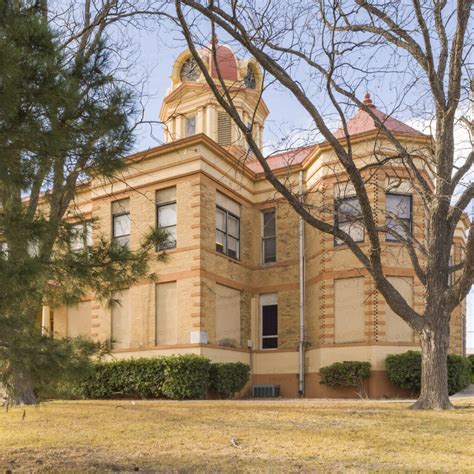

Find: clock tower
159;39;269;150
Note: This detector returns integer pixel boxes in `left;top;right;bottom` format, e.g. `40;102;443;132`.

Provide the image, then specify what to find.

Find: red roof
244;94;425;174
333;93;424;139
210;44;238;82
199;36;238;82
246;145;314;173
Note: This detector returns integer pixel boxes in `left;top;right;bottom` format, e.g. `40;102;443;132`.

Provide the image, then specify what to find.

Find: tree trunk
8;375;38;406
410;325;453;410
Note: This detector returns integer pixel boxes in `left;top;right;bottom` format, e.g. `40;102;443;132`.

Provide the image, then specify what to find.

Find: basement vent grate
251;384;280;398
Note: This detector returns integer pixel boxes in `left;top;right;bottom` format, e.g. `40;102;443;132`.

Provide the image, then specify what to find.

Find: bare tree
134;0;474;409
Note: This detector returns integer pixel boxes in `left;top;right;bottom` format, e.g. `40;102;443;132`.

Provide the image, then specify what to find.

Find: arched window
243;64;256;89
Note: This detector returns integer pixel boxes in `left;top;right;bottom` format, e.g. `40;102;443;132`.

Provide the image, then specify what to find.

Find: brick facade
46;46;468;399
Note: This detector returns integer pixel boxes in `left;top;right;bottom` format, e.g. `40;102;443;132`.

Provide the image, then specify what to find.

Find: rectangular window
385;276;414;342
216;207;240;259
335;196;364;244
67;301;91;338
70;222;93;251
156;281;178;345
216;284;241;347
156;187;177;249
111;290;130;349
335;277;365;343
0;241;7;258
261;293;278;349
28;239;40;258
112;199;130;249
215;192;240;260
185;115;196;137
261;208;276;264
386;193;412;241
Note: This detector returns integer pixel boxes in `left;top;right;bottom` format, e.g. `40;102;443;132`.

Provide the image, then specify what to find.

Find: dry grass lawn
0;399;473;472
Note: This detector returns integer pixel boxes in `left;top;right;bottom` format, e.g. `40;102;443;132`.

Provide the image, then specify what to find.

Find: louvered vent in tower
217;111;232;146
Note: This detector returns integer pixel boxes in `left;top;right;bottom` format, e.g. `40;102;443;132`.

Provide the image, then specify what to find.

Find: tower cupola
160;38;268;149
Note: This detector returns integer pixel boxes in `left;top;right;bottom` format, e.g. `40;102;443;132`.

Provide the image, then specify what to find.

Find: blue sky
130;28;316;153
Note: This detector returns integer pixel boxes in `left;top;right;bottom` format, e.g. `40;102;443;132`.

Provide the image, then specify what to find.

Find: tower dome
207;35;239;82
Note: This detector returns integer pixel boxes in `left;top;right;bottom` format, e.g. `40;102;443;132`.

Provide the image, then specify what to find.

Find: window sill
155;246;179;253
384;240;411;245
333;241;365;249
215;250;241;265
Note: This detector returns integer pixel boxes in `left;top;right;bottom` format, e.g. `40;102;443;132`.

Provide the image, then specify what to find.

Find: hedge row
385;351;471;395
468;354;474;376
77;355;250;400
319;351;471;396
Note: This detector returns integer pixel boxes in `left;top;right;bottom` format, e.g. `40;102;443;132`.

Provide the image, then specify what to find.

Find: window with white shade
0;241;8;258
335;195;364;244
112;199;130;249
386;193;412;241
215;192;240;260
70;222;93;251
261;293;278;349
156;187;177;249
185;115;196;137
262;208;276;264
28;239;40;258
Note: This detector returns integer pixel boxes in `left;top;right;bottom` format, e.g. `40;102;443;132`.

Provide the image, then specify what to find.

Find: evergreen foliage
386;351;471;395
161;355;211;400
0;1;167;404
467;354;474;375
71;357;251;400
80;358;168;399
209;362;250;399
319;361;371;398
385;351;422;395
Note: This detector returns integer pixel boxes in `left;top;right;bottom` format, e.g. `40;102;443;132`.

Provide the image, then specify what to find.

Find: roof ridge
333;94;424;139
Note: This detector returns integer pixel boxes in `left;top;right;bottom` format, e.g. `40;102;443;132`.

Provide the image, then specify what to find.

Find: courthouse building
44;43;468;397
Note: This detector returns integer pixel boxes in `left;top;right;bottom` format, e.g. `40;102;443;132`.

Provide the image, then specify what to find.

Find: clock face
244;65;256;89
180;57;200;81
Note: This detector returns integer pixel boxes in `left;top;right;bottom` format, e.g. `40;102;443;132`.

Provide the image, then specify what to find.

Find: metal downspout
298;170;305;396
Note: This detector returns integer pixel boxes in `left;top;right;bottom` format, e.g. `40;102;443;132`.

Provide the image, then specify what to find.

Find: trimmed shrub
468;354;474;375
210;362;250;398
385;350;421;395
80;358;167;399
161;354;211;400
386;351;472;395
75;356;249;400
448;355;471;394
319;361;371;397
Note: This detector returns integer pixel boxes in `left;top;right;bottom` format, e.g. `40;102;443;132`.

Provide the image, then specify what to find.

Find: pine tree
0;0;167;404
